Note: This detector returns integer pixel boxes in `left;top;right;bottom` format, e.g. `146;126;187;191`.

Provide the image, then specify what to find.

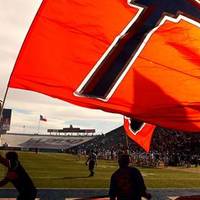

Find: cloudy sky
0;0;123;134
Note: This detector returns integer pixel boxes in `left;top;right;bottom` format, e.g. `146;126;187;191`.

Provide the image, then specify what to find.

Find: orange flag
124;117;156;152
9;0;200;132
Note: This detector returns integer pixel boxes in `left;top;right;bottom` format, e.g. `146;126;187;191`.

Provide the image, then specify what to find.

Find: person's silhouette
0;151;37;200
86;150;97;177
109;154;151;200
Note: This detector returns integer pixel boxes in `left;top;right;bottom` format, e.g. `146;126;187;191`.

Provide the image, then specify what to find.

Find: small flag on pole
40;115;47;122
124;117;155;152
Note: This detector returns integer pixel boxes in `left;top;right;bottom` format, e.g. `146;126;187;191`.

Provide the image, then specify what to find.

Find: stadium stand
0;133;95;151
1;126;200;167
68;126;200;167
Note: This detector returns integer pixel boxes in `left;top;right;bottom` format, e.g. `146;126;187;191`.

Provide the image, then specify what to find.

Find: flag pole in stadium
125;134;130;155
0;99;2;122
0;89;9;177
0;88;8;121
0;86;9;133
37;117;41;134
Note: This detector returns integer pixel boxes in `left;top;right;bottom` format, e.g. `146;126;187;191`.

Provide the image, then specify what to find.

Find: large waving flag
9;0;200;132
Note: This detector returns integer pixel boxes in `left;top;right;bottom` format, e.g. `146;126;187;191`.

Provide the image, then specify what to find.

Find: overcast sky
0;0;123;134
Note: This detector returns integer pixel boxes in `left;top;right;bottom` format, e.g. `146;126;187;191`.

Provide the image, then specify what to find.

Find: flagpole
0;86;9;153
0;86;9;125
0;86;9;179
0;100;2;114
37;116;40;134
125;134;130;155
0;85;8;146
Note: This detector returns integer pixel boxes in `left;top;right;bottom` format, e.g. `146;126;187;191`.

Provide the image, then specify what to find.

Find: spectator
109;154;151;200
68;126;200;168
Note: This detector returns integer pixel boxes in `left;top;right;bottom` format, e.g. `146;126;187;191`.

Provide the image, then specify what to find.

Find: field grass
0;151;199;188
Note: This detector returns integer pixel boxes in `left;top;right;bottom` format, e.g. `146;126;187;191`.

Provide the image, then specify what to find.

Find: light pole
0;99;3;121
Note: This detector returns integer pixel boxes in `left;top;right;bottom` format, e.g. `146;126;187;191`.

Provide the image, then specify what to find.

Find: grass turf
0;151;199;188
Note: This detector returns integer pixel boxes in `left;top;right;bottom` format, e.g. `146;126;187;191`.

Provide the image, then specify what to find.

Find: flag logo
8;0;200;132
76;0;200;101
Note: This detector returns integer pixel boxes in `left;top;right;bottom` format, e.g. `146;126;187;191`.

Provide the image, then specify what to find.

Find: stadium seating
1;133;95;150
68;126;200;167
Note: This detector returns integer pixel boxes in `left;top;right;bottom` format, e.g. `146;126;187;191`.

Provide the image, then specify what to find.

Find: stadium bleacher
0;133;95;150
1;125;200;167
68;126;200;167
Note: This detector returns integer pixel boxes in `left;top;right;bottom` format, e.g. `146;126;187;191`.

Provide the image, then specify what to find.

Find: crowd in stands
67;126;200;168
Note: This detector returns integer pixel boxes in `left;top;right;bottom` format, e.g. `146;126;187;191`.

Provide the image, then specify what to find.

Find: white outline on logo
125;116;146;136
74;0;200;102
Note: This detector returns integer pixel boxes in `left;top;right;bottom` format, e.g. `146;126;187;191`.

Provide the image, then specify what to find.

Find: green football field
0;151;199;188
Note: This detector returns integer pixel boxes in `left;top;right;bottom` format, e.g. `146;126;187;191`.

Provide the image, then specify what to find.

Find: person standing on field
86;150;97;177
